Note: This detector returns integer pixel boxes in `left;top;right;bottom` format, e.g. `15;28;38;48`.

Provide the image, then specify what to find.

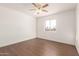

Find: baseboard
0;36;36;48
0;37;75;48
37;37;75;46
75;45;79;54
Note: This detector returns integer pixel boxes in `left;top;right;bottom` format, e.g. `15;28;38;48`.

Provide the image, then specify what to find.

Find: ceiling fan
30;3;48;14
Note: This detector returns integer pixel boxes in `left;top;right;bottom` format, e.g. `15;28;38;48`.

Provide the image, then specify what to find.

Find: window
45;20;56;31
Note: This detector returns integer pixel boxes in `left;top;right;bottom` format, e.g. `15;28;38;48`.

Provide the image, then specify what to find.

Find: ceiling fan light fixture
31;3;48;15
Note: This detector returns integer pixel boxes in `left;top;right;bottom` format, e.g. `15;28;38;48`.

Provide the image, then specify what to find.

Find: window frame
45;19;56;32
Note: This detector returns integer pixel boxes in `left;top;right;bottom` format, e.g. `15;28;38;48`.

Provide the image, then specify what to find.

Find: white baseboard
75;45;79;54
0;36;36;48
37;37;75;46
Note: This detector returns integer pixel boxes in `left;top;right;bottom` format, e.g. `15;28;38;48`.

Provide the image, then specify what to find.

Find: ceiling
0;3;76;18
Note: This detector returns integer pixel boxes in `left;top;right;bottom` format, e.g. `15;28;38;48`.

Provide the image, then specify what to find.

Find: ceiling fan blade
42;4;48;8
42;10;48;12
32;3;38;8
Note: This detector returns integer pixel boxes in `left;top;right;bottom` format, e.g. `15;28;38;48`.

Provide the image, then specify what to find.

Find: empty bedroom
0;3;79;56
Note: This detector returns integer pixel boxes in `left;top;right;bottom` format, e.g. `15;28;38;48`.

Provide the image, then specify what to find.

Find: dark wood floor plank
0;38;78;56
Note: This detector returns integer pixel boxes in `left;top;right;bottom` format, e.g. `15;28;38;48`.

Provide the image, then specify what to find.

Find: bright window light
45;20;56;31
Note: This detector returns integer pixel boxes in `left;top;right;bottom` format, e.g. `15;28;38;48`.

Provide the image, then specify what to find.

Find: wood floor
0;38;78;56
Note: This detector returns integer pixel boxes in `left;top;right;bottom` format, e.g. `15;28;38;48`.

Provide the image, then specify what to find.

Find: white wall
0;6;76;47
37;10;76;45
76;4;79;54
0;7;36;47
